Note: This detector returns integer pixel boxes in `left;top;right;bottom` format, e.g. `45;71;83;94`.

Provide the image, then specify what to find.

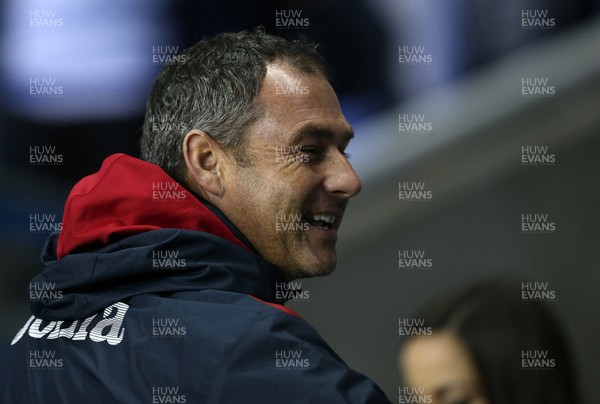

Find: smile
304;213;336;230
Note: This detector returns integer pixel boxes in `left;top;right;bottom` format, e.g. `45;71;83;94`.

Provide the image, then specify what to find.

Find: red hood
57;153;248;259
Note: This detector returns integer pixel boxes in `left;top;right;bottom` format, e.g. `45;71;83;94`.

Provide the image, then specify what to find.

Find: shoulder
200;294;390;403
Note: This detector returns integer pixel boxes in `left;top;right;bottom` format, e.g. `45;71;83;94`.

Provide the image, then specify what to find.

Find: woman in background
398;281;581;404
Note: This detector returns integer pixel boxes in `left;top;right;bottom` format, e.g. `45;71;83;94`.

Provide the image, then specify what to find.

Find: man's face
219;63;361;280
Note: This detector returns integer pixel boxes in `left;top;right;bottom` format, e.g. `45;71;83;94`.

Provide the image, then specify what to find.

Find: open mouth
304;213;336;230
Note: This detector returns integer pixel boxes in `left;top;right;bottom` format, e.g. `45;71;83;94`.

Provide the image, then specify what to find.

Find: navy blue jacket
0;154;390;403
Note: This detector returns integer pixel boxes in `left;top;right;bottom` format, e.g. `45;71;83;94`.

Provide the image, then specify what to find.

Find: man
1;29;390;403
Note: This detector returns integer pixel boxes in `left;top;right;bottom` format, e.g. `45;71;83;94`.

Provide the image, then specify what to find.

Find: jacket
0;153;391;403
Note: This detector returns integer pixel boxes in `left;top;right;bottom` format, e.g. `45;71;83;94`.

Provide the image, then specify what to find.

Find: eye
298;146;327;163
297;145;350;162
299;146;323;155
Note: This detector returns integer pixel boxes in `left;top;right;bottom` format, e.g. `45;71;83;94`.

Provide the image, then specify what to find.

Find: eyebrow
290;123;354;144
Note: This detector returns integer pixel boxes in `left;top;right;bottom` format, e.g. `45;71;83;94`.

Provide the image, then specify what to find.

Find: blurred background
1;0;599;401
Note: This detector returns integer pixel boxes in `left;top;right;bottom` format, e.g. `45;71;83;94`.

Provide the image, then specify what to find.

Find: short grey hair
140;28;327;184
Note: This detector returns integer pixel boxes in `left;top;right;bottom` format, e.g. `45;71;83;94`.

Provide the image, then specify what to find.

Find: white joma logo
12;302;129;346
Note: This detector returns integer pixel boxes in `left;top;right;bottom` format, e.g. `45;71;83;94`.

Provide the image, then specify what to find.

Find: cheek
233;163;317;228
226;170;266;229
233;169;291;225
258;174;299;207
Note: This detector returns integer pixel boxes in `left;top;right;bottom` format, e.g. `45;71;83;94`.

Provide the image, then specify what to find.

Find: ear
183;130;224;198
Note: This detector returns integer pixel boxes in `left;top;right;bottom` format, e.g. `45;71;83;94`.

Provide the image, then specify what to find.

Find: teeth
310;214;336;224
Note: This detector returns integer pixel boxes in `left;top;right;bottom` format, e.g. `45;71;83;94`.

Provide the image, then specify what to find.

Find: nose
323;152;362;198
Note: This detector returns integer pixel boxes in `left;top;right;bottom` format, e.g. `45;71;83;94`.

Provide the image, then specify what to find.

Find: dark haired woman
398;281;581;404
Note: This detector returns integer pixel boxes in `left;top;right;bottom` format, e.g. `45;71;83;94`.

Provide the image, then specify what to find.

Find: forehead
402;333;480;388
252;63;352;143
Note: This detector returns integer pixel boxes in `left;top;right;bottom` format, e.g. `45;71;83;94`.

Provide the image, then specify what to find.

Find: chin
291;256;338;280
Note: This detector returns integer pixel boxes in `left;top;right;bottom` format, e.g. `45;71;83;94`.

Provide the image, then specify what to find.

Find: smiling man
180;61;361;281
1;29;390;403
